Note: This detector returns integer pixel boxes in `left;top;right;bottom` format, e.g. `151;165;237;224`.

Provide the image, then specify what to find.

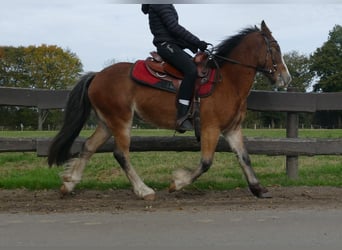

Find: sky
1;0;342;72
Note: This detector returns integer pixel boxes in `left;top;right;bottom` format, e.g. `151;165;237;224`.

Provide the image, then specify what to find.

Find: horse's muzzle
276;71;292;89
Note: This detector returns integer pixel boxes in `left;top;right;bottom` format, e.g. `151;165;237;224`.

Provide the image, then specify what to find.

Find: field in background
1;128;342;138
0;129;341;190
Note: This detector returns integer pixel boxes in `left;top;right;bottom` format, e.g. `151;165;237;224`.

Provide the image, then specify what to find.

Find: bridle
208;32;279;75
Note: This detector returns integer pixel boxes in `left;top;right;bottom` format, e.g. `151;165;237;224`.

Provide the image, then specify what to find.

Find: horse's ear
261;20;271;34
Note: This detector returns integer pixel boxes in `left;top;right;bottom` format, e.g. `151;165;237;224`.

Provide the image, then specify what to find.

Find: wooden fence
1;86;342;179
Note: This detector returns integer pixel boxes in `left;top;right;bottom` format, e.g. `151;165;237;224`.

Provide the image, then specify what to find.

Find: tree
0;47;27;87
245;51;314;128
310;25;342;92
283;51;315;92
310;25;342;128
0;44;83;89
253;51;314;92
0;45;83;130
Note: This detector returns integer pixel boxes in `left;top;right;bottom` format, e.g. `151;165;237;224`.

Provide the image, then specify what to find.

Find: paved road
1;209;341;250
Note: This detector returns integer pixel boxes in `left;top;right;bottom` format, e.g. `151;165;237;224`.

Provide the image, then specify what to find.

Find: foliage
310;25;342;92
310;25;342;128
245;51;316;128
283;51;315;92
0;44;83;89
0;45;83;129
253;51;314;92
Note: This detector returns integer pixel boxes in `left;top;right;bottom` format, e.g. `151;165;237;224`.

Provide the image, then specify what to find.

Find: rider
142;4;209;132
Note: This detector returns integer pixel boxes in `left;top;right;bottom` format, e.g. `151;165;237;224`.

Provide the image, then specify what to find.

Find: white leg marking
124;166;155;199
60;158;87;193
224;129;259;184
172;169;193;190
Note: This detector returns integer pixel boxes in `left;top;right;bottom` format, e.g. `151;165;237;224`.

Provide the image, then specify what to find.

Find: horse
48;21;291;200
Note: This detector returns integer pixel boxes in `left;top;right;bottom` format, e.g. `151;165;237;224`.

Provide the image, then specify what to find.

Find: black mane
210;26;260;67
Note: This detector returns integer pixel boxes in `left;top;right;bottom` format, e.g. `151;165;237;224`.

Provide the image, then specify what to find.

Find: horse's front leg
114;149;155;201
223;128;271;198
113;131;156;201
169;129;220;192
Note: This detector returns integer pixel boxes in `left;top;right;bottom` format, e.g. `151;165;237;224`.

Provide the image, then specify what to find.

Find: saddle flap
163;63;183;79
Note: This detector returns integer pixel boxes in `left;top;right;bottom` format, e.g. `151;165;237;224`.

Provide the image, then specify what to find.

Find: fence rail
1;86;342;111
1;87;342;179
1;136;342;156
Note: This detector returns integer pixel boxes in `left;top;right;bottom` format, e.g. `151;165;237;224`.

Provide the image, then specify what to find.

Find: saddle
130;52;219;141
144;51;211;90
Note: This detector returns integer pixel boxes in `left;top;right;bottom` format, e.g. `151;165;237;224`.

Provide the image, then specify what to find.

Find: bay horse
48;21;291;200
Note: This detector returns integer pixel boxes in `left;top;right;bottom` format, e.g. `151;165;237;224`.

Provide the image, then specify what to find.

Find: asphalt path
1;209;341;250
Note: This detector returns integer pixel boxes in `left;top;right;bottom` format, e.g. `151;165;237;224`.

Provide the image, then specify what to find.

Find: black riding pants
156;42;197;101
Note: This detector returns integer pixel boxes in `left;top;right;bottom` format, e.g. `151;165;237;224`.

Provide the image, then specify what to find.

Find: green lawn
0;129;341;190
1;128;342;138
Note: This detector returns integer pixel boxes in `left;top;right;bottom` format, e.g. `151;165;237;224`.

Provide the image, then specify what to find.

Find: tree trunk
38;109;49;130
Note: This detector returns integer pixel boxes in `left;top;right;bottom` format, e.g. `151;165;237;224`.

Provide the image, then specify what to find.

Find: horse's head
257;21;292;88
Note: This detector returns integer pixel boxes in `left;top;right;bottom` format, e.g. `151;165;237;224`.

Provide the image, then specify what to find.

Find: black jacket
142;4;201;53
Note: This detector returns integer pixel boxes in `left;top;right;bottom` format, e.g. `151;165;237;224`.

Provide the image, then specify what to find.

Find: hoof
169;181;177;193
60;184;69;194
249;184;272;199
143;193;156;201
258;191;272;199
59;184;69;198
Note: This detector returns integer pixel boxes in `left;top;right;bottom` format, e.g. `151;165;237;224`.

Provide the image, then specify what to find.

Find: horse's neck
222;42;259;97
220;63;257;99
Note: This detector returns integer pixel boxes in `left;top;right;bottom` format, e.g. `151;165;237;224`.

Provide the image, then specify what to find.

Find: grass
0;129;178;138
0;129;341;191
1;128;342;138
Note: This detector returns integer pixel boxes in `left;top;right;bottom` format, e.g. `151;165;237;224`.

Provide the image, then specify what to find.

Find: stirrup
176;117;193;133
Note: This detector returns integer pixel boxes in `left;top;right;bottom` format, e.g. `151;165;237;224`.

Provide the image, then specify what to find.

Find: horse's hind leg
60;122;111;195
223;128;271;198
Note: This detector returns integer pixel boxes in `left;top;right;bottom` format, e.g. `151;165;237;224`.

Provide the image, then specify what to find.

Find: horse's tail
48;72;96;166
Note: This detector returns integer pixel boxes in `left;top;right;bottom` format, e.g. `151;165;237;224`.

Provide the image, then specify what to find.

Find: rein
208;33;279;74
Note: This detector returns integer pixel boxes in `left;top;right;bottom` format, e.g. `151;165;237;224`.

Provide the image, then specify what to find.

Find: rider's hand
198;41;209;52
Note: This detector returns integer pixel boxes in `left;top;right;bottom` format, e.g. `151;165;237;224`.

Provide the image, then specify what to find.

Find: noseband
209;32;279;74
261;34;279;74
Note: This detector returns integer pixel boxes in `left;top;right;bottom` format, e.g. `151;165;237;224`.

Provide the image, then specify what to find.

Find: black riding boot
176;103;193;132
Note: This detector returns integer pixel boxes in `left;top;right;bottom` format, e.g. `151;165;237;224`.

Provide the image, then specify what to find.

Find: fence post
286;87;299;179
